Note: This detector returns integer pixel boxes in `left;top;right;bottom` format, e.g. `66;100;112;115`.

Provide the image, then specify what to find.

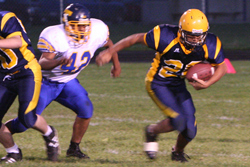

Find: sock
43;125;53;137
70;141;80;149
6;143;19;153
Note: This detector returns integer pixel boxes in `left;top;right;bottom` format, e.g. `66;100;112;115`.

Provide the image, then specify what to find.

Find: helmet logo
64;9;73;16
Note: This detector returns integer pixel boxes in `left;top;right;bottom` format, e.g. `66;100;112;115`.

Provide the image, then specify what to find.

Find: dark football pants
0;66;41;129
146;80;197;141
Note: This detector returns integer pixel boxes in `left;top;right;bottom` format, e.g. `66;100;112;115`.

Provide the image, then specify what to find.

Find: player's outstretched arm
102;39;121;78
95;33;146;66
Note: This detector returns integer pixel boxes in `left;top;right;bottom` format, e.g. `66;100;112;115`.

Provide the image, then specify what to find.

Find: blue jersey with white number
0;11;36;73
37;18;109;83
144;24;225;84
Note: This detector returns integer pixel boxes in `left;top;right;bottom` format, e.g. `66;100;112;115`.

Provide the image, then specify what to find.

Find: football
186;62;215;82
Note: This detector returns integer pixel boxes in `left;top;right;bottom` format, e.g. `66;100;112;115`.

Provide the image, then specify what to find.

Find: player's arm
102;38;121;77
107;33;146;53
0;35;22;49
190;62;227;90
96;33;146;66
39;52;71;70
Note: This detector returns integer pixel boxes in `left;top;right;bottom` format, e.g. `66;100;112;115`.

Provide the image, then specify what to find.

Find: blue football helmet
62;3;91;44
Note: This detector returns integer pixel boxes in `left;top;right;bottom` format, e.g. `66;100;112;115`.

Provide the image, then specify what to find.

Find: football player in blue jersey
96;9;227;162
5;3;121;160
0;11;59;163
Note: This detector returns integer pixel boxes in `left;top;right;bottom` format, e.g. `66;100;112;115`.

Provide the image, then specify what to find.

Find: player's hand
110;65;121;78
59;58;71;65
95;49;113;66
189;77;210;90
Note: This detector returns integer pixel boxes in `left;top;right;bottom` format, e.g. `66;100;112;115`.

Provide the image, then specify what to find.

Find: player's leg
144;80;187;159
67;116;91;159
30;78;61;161
148;118;174;134
171;89;196;162
171;133;191;162
7;77;59;134
15;69;59;161
71;116;91;144
146;81;188;132
56;78;93;159
0;123;23;163
0;81;22;163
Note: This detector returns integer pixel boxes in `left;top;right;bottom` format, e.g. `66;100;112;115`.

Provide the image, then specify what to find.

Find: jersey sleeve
90;18;109;48
144;24;178;53
37;25;69;53
205;34;225;65
144;25;160;51
0;12;22;38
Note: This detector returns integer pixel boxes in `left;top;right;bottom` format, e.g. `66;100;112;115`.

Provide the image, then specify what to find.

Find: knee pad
18;111;37;129
181;126;197;141
170;114;186;132
10;118;29;133
76;100;93;119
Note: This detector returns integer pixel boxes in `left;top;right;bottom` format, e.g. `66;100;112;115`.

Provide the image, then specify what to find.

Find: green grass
1;61;250;166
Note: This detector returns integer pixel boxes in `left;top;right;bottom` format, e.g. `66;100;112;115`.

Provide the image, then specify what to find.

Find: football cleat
171;147;190;162
66;145;90;159
144;124;158;159
43;126;60;161
0;148;22;163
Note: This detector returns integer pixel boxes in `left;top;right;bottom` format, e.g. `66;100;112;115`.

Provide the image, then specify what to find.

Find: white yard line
104;149;250;159
89;93;247;104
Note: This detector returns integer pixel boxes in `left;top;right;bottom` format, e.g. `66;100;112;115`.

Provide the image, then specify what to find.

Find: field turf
1;61;250;167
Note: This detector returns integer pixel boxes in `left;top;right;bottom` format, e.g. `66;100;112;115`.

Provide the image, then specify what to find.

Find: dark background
1;0;250;61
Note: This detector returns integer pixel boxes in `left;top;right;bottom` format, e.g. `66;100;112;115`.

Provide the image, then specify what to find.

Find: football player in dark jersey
0;11;59;163
96;9;227;162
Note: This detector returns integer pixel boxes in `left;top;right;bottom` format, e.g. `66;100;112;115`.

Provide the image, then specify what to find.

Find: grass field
1;60;250;167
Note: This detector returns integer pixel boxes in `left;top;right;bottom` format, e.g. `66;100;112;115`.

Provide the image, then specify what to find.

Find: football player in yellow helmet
179;9;210;50
96;8;227;162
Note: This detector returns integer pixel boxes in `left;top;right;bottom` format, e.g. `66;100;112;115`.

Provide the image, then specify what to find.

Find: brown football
186;62;214;82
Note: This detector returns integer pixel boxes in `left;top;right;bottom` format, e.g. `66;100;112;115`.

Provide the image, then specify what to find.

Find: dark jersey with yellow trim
0;11;36;73
145;24;225;84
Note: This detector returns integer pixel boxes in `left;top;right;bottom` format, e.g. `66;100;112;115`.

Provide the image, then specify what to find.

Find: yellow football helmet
62;3;91;45
179;9;209;49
